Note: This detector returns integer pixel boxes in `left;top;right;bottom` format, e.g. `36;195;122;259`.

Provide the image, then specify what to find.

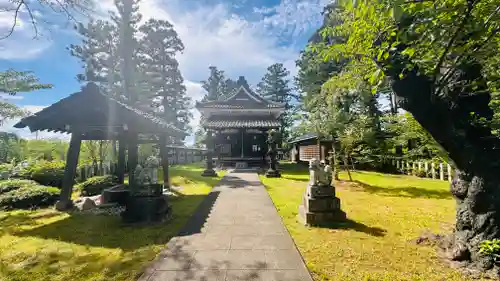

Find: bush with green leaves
27;161;66;188
0;185;60;210
479;239;500;261
0;179;38;195
0;163;12;173
76;175;118;196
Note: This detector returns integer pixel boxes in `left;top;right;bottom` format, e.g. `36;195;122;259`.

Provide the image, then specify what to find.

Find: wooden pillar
117;138;126;184
159;135;169;188
240;129;244;158
128;133;139;191
56;131;82;211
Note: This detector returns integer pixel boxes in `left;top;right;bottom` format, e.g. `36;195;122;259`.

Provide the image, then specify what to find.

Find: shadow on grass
350;180;452;199
177;191;220;236
13;196;206;250
317;218;387;237
12;165;225;251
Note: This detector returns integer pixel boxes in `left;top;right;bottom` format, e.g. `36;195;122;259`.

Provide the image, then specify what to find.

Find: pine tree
111;0;143;105
257;63;294;143
201;66;235;101
138;19;191;144
69;19;119;95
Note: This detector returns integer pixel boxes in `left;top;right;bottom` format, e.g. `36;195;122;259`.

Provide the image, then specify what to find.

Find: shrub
480;239;500;261
0;179;38;195
29;161;66;188
76;175;118;196
0;163;12;173
0;185;60;210
414;170;428;178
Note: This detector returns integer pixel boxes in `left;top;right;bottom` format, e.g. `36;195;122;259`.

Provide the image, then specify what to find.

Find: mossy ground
261;163;479;281
0;163;224;281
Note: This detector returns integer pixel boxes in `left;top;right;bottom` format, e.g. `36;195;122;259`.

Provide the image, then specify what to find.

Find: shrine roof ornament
195;76;285;111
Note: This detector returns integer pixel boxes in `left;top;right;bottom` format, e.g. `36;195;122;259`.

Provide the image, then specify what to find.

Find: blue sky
0;0;328;144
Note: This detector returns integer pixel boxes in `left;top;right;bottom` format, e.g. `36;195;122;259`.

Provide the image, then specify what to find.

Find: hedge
0;185;60;210
76;175;118;196
0;179;38;195
15;161;66;188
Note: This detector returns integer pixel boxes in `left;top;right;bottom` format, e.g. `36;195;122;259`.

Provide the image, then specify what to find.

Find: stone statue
308;158;332;187
134;156;160;186
300;158;346;225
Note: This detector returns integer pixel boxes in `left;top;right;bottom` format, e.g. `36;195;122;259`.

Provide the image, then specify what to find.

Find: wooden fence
388;158;454;182
77;146;206;182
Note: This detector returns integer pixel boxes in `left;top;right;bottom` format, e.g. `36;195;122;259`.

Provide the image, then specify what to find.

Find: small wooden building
289;133;334;163
196;76;285;167
14;83;186;210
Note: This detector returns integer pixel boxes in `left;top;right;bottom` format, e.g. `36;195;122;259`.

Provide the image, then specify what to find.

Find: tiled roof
289;133;319;143
198;103;283;109
14;83;186;137
204;119;280;128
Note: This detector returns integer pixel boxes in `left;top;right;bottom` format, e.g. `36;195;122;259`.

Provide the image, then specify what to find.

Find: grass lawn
261;163;477;281
0;163;224;281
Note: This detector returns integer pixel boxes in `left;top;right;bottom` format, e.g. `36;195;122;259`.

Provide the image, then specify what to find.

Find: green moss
0;163;225;281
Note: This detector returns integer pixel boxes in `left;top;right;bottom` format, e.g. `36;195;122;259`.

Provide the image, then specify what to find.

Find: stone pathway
138;172;313;281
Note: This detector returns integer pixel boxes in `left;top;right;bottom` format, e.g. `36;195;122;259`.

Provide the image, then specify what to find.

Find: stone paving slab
138;172;313;281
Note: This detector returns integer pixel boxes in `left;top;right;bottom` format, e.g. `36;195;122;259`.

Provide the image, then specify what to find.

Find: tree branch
23;2;39;39
432;2;475;84
0;2;23;40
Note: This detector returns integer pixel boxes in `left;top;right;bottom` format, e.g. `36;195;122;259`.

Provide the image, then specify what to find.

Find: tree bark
386;60;500;271
343;153;352;181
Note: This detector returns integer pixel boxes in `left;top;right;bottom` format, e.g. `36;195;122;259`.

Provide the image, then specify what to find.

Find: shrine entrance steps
138;172;313;281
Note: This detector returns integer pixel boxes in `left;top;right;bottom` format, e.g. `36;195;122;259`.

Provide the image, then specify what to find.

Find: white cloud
253;0;329;42
0;1;52;59
0;105;70;140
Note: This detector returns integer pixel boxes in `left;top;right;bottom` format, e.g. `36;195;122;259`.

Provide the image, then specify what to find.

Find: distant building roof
196;76;285;111
289;133;320;144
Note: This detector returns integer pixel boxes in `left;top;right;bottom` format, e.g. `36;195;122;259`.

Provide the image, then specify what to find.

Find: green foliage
479;239;500;260
201;66;236;102
257;63;295;143
28;161;66;188
0;69;52;94
76;175;118;196
139;19;192;143
0;179;38;195
383;113;446;161
0;185;60;210
0;163;12;173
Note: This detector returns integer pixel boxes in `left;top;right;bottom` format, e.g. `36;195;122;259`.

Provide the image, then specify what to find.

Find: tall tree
69;20;119;93
314;0;500;272
112;0;142;104
139;18;191;144
257;63;294;143
201;66;235;102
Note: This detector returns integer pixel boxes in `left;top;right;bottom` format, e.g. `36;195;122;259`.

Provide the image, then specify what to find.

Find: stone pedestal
298;184;346;226
265;168;281;178
202;169;217;177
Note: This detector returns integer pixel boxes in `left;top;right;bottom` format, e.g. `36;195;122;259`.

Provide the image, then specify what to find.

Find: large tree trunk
386;59;500;272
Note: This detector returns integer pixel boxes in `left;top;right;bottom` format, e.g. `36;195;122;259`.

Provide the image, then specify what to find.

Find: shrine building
195;76;285;167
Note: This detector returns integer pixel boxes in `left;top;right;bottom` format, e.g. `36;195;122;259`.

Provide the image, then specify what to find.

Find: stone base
265;169;281;178
308;185;335;198
202;169;218;177
298;204;346;226
121;195;172;224
303;193;341;212
55;200;73;211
